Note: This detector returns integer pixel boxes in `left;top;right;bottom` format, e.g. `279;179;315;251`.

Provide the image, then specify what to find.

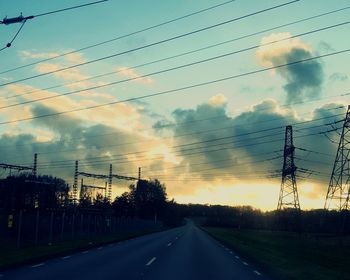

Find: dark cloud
258;35;324;103
276;48;324;103
0;104;147;189
0;100;345;197
164;99;344;188
329;72;348;82
318;41;335;52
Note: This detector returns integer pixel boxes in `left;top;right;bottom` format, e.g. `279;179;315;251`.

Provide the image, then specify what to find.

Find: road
0;220;269;280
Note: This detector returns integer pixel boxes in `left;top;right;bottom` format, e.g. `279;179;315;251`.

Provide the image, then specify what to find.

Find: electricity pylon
325;105;350;210
277;125;301;210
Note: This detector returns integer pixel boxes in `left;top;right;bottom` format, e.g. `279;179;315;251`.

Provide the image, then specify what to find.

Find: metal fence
0;209;161;248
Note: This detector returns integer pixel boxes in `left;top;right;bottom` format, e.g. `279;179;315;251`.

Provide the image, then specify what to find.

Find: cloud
256;33;324;103
208;93;227;106
329;72;348;82
318;41;335;52
161;98;345;191
19;50;86;64
0;104;164;196
19;50;59;60
34;62;95;90
117;67;153;85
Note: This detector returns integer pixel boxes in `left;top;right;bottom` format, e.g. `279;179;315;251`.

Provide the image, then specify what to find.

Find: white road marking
146;257;157;266
235;256;240;259
0;274;4;277
31;263;44;268
229;251;233;254
167;242;172;247
175;237;178;240
61;256;71;260
82;250;89;254
243;261;248;266
254;270;262;276
97;247;103;250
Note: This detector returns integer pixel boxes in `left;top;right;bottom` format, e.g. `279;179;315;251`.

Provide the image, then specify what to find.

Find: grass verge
0;228;163;270
203;227;350;280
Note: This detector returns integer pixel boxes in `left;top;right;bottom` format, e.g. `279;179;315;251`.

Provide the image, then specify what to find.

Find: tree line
0;173;348;233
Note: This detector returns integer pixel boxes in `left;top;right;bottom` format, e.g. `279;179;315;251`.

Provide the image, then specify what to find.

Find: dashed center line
254;270;262;276
175;237;178;240
235;256;240;259
31;263;44;268
61;256;71;260
146;257;157;266
82;250;89;254
229;251;233;254
97;247;103;250
243;261;248;266
167;242;172;247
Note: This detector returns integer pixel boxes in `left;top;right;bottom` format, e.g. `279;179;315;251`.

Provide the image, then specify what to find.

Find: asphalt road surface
0;220;270;280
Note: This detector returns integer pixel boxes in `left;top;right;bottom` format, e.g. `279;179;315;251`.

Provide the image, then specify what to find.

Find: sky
0;0;349;210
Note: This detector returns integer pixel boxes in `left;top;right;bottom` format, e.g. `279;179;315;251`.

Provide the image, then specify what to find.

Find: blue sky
0;0;349;209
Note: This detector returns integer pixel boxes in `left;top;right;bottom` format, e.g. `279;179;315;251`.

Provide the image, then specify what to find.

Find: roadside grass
0;229;161;270
204;227;350;280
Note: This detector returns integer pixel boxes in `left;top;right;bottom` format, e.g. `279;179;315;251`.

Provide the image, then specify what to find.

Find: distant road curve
1;220;269;280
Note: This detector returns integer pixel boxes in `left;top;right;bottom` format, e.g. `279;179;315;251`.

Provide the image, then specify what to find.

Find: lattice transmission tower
277;125;300;210
325;105;350;210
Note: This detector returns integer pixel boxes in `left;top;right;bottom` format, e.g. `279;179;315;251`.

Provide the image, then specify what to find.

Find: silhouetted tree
132;179;167;221
112;191;135;217
0;173;69;210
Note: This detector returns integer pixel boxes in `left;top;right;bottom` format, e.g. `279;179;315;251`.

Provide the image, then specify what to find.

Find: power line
3;20;349;110
0;20;27;52
0;1;108;51
35;122;337;177
0;47;348;126
0;0;299;86
2;107;344;166
0;0;108;24
33;0;109;18
0;0;235;74
6;6;350;100
11;119;343;169
295;147;334;157
0;99;345;169
295;157;333;166
1;96;347;151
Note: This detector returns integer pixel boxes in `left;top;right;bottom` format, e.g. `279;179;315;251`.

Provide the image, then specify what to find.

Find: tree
132;179;167;221
112;192;135;217
0;173;69;210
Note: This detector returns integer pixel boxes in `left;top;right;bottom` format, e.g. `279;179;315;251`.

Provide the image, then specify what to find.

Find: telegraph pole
73;161;79;205
108;164;112;202
33;153;38;177
325;105;350;210
277;125;301;210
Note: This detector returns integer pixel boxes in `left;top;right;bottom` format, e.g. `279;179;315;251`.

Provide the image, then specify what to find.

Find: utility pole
73;161;78;205
277;125;301;210
108;164;112;202
138;167;142;181
33;153;38;177
325;105;350;210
